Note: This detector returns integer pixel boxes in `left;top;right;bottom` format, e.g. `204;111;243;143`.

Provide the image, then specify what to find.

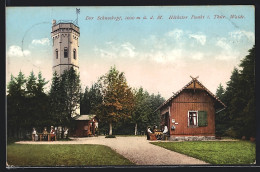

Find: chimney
52;19;56;25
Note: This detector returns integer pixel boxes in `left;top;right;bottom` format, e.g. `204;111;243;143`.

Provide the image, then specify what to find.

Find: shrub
105;135;116;138
7;137;19;145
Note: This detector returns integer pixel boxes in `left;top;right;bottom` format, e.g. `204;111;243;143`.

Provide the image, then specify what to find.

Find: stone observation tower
51;19;80;117
51;19;80;75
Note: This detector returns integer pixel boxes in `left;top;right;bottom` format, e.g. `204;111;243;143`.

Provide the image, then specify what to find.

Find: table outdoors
33;133;56;141
154;131;163;136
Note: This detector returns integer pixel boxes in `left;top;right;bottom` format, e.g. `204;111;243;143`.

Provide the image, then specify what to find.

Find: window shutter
198;111;208;127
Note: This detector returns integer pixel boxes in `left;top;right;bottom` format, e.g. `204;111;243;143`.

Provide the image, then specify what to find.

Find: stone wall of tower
52;22;80;75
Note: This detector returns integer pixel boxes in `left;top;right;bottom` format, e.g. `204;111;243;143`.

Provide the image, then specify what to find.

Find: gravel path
16;136;208;165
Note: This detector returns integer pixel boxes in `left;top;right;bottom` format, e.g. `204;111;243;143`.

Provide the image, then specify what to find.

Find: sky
6;6;255;99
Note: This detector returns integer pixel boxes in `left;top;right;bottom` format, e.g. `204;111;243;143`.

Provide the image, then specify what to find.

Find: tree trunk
109;122;113;135
134;123;138;135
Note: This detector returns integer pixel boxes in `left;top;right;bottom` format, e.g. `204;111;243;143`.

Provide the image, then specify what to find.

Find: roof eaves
195;79;226;108
155;78;226;112
155;79;194;112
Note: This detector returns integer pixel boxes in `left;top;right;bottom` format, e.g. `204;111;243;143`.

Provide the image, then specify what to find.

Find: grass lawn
7;144;134;166
151;141;256;165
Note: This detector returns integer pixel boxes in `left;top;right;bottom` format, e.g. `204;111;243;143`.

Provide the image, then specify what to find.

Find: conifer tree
7;71;27;138
49;68;81;127
215;45;255;138
26;71;37;97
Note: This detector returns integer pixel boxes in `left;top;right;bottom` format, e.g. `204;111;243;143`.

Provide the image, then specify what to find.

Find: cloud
215;54;237;61
229;30;255;42
215;37;239;61
121;42;136;58
191;52;204;60
148;48;183;64
214;30;254;61
35;60;42;65
7;45;31;57
216;38;232;50
189;33;206;45
94;28;252;64
166;29;184;40
31;38;50;46
95;48;115;58
94;41;136;59
214;37;239;61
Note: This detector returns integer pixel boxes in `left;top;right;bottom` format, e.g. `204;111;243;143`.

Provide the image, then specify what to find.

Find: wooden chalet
156;77;226;141
72;114;98;137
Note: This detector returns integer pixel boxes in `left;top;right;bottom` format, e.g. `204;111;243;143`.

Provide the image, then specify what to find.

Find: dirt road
16;136;208;165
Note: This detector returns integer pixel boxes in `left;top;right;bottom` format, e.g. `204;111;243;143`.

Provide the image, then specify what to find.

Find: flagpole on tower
76;8;80;25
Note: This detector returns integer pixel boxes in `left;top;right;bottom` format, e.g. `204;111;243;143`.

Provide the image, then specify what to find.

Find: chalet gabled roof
155;77;226;112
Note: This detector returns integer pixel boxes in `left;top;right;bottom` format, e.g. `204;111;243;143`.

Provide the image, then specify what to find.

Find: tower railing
56;20;79;26
52;20;80;34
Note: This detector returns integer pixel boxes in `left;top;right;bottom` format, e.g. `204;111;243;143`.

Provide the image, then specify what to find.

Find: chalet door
83;122;88;136
165;112;170;129
92;122;95;135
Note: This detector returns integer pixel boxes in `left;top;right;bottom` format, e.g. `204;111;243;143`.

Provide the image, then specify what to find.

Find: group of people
146;125;169;140
32;126;69;141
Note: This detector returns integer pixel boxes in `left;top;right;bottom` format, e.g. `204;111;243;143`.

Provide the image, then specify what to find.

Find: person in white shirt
148;127;152;134
163;125;168;134
146;127;152;140
162;125;169;140
64;128;69;139
32;128;38;141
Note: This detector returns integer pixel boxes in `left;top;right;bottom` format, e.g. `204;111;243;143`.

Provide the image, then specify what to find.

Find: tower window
55;49;58;59
64;47;68;58
73;49;76;60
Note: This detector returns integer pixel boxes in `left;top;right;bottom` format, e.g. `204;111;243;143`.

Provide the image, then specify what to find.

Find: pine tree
49;71;63;126
65;67;81;119
238;45;255;138
132;87;151;135
7;74;17;97
49;68;81;128
26;71;37;97
36;71;48;96
148;93;165;127
217;45;255;139
34;72;49;129
7;71;27;138
81;83;103;115
215;83;227;136
81;86;91;114
216;83;225;100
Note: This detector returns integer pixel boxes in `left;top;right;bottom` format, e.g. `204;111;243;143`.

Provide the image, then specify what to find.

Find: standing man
146;127;152;140
50;126;56;141
43;127;48;141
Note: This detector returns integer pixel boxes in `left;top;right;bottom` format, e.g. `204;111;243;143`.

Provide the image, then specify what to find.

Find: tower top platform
51;20;80;34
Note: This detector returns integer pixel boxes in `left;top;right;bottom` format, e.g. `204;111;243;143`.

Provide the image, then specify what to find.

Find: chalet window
198;111;208;127
55;49;58;59
188;111;198;126
188;111;208;127
73;49;76;59
64;47;68;58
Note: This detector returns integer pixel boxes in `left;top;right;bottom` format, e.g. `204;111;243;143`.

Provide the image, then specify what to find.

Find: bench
149;133;157;141
36;133;57;141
